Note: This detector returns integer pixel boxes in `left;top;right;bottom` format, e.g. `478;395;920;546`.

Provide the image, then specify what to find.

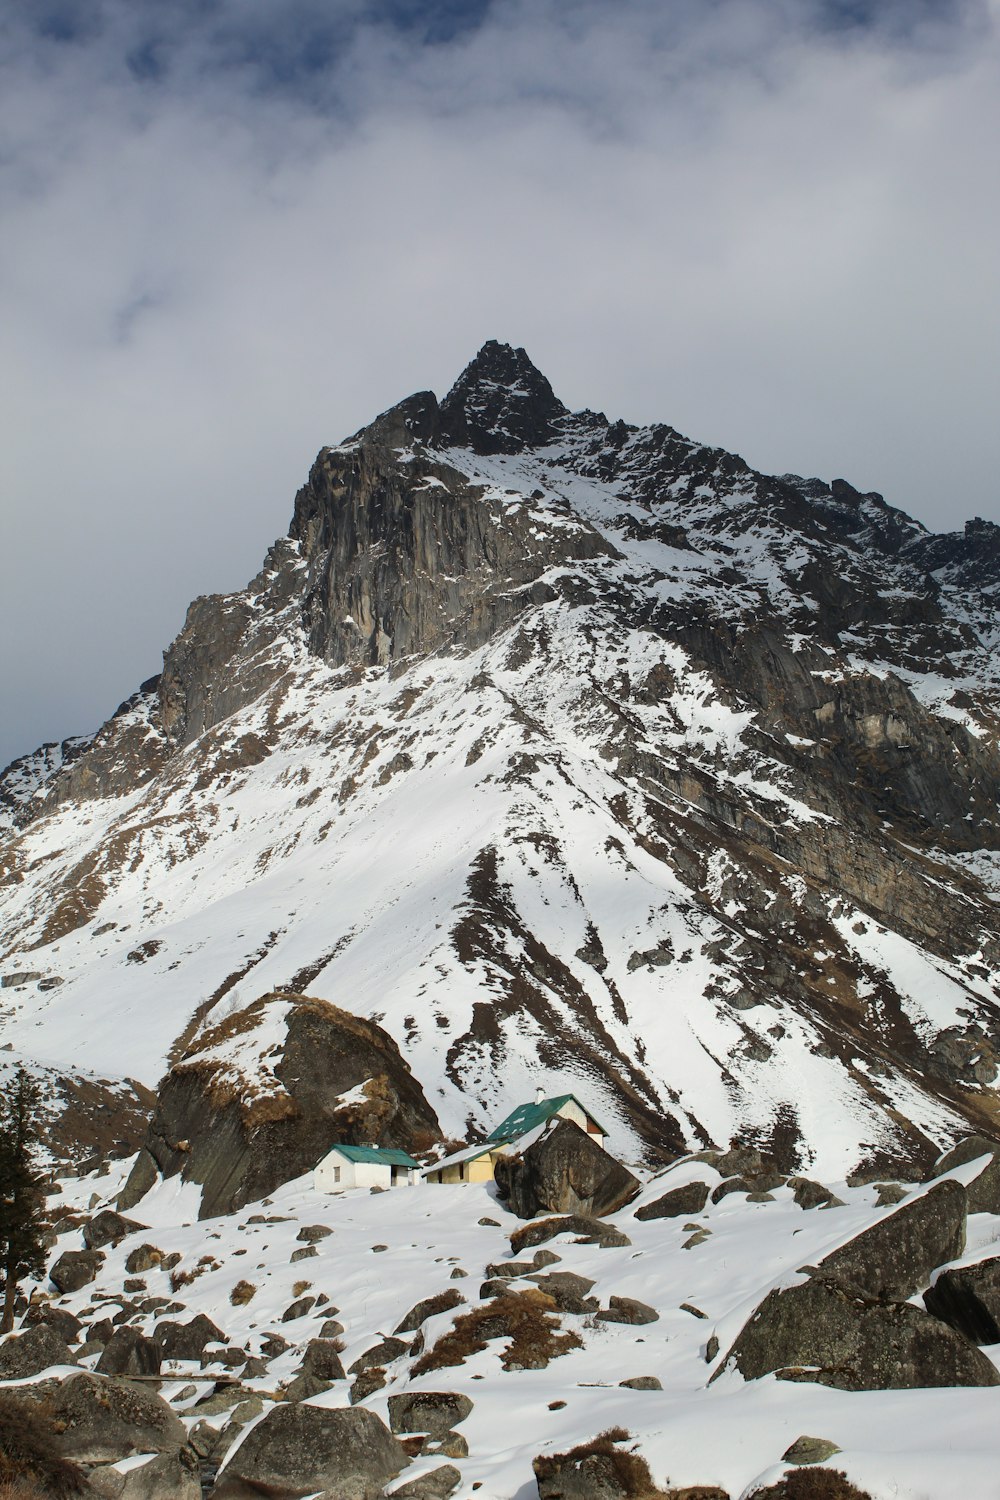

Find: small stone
478;1217;500;1227
425;1430;469;1459
450;1268;468;1279
290;1246;317;1262
705;1335;719;1363
372;1244;389;1253
548;1400;567;1410
680;1303;707;1319
619;1376;662;1390
296;1225;333;1242
782;1435;843;1466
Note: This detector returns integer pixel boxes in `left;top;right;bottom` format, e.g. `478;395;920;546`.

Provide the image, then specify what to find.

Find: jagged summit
2;346;1000;1187
438;339;569;454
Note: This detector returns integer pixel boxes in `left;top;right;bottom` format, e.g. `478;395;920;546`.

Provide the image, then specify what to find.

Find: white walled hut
314;1144;419;1193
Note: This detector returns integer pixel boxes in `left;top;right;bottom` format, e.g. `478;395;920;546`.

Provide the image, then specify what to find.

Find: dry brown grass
748;1473;873;1500
534;1428;664;1498
0;1394;87;1498
230;1280;257;1306
412;1289;582;1375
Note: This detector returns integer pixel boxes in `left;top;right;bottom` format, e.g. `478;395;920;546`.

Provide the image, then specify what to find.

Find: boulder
299;1338;346;1382
596;1296;659;1326
390;1464;462;1499
209;1401;409;1499
21;1302;82;1343
634;1181;710;1221
349;1336;410;1373
788;1178;838;1210
493;1120;640;1220
534;1428;661;1500
721;1274;1000;1390
155;1314;226;1362
388;1392;474;1439
0;1324;76;1378
32;1373;187;1463
933;1139;1000;1216
50;1248;104;1293
527;1271;598;1314
395;1288;465;1333
815;1178;966;1300
125;1245;165;1274
88;1449;201;1499
924;1255;1000;1343
510;1215;631;1255
120;994;442;1218
619;1376;662;1390
83;1211;146;1251
96;1325;163;1378
296;1224;333;1243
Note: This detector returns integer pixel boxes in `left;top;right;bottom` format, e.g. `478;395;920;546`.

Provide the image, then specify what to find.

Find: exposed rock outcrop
493;1120;641;1220
120;993;440;1218
208;1402;409;1499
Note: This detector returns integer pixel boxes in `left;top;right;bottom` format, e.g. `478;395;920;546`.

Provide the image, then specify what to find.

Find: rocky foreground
5;1128;1000;1498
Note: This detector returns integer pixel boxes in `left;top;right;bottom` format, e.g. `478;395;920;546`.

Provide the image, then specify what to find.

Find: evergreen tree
0;1068;47;1334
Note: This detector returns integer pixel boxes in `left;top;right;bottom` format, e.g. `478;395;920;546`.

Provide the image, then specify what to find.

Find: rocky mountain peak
438;339;568;453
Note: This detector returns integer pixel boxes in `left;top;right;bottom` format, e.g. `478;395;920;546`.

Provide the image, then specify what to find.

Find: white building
313;1143;419;1193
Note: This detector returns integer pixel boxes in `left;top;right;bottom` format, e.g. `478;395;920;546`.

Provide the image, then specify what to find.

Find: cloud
1;0;998;767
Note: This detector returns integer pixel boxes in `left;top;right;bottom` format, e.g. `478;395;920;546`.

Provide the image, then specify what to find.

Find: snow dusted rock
88;1449;201;1500
394;1288;466;1333
596;1296;659;1326
21;1302;82;1343
924;1255;1000;1343
388;1391;474;1439
533;1428;661;1500
26;1373;187;1464
154;1313;226;1362
634;1181;710;1221
209;1402;409;1499
0;1323;76;1378
494;1119;641;1220
932;1137;1000;1214
510;1215;631;1254
83;1210;147;1250
389;1464;462;1500
120;994;440;1219
95;1325;162;1378
721;1274;1000;1390
50;1248;104;1293
814;1179;966;1301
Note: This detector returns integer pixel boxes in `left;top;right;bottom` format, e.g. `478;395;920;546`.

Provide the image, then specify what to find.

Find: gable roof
486;1093;607;1145
327;1144;418;1168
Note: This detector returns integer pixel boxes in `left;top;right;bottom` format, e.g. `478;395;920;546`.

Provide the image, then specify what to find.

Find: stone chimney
535;1085;545;1106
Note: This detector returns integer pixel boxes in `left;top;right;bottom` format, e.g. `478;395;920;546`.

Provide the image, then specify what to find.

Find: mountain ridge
1;342;999;1182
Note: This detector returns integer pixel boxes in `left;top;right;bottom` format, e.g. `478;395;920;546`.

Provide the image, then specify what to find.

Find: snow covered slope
1;342;999;1178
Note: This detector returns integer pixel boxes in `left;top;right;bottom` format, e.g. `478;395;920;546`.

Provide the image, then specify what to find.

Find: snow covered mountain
2;340;999;1181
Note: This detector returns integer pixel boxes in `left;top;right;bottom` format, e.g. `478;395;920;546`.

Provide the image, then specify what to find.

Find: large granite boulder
924;1255;1000;1343
0;1324;76;1379
932;1135;1000;1214
154;1314;226;1362
634;1181;710;1222
814;1178;966;1299
209;1402;409;1499
89;1450;201;1500
83;1211;147;1251
96;1325;163;1378
388;1392;474;1440
120;994;441;1218
720;1273;1000;1390
28;1374;187;1464
50;1249;104;1293
493;1120;640;1220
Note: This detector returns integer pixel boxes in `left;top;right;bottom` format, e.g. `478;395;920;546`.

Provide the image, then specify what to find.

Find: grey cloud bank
2;0;998;769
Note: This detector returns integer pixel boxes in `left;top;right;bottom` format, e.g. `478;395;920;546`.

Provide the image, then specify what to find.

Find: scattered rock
83;1211;147;1251
527;1271;599;1315
388;1391;474;1439
296;1223;333;1242
281;1296;316;1322
96;1325;162;1378
782;1437;842;1465
745;1474;873;1498
494;1120;641;1220
680;1304;707;1320
534;1427;660;1500
596;1296;659;1326
349;1336;410;1373
619;1376;662;1390
871;1183;907;1207
22;1303;82;1343
50;1249;105;1293
789;1178;838;1210
395;1288;466;1333
0;1324;76;1378
289;1245;316;1262
389;1463;462;1499
426;1430;468;1459
299;1338;346;1382
155;1314;227;1362
208;1402;409;1499
510;1215;630;1255
350;1366;388;1404
478;1217;500;1227
634;1181;710;1221
317;1318;345;1339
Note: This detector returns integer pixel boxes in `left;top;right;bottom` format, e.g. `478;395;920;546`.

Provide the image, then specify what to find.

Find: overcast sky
2;0;999;770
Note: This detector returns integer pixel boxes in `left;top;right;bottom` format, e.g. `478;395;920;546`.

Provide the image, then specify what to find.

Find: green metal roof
329;1144;419;1167
486;1094;607;1145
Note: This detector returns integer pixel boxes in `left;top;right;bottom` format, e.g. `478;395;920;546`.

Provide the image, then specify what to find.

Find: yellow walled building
423;1090;608;1185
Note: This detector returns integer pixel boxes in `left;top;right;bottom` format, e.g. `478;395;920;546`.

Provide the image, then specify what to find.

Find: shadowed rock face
493;1119;641;1220
119;994;441;1219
